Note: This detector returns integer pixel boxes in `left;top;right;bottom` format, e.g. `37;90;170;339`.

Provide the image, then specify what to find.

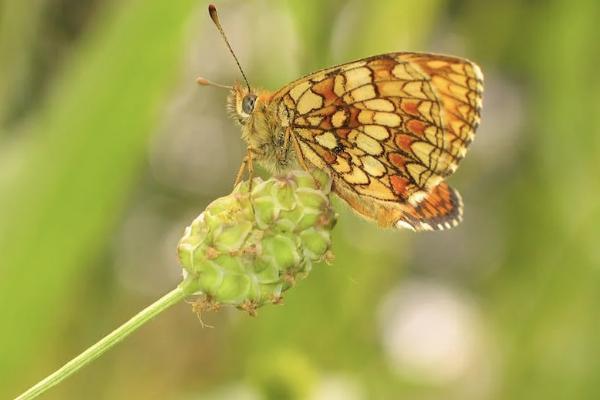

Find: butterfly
200;4;483;232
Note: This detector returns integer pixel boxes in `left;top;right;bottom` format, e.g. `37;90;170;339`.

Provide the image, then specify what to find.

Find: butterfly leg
246;148;255;192
286;127;329;190
233;157;248;188
283;126;290;151
233;148;256;190
287;128;311;172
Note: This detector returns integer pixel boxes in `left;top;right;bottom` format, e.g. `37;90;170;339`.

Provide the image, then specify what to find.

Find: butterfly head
227;83;258;124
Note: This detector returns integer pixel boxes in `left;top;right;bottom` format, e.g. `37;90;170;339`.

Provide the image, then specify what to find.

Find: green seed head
177;170;336;315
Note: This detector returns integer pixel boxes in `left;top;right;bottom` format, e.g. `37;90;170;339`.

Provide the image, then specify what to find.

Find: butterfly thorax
228;83;295;173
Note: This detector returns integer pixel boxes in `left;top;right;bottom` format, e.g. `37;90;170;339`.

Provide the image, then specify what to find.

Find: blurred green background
1;0;599;399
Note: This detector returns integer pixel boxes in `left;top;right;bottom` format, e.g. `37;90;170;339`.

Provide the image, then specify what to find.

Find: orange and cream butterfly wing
398;181;463;231
270;52;483;231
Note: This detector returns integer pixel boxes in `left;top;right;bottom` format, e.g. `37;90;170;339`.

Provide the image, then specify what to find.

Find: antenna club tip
208;4;218;21
195;77;233;90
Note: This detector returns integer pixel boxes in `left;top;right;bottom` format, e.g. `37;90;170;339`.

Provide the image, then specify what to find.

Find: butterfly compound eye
242;94;257;114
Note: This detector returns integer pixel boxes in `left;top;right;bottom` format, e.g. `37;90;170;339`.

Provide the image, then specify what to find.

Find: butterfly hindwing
396;181;463;231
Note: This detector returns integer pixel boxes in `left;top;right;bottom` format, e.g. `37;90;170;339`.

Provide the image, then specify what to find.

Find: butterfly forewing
270;52;483;231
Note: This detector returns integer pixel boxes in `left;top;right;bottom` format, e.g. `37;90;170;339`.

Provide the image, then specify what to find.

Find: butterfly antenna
208;4;251;91
196;76;233;90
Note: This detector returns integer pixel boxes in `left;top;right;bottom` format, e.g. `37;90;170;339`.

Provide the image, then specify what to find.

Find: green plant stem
14;278;197;400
